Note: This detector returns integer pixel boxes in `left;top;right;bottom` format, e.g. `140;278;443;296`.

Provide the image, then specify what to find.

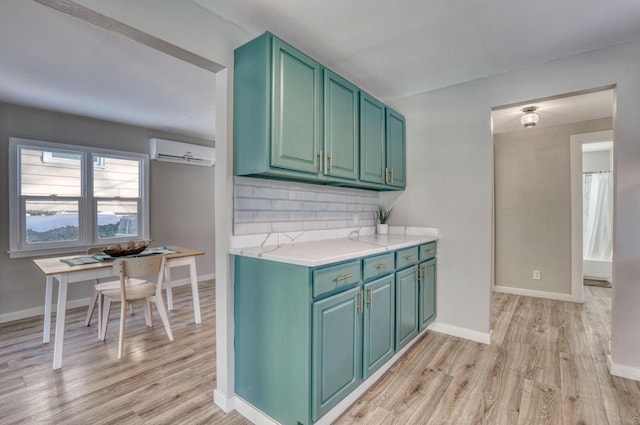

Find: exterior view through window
9;138;149;257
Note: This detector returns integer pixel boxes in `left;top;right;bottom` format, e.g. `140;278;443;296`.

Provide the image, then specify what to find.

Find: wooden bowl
103;241;148;257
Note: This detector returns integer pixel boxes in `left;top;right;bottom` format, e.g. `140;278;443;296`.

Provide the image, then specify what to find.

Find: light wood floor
1;284;638;424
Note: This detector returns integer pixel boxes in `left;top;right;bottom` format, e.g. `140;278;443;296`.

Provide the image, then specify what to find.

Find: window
9;138;149;258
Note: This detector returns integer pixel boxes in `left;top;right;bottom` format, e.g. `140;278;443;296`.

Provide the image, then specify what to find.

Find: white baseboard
0;273;215;324
428;321;491;345
0;298;91;324
233;396;280;425
610;360;640;382
493;285;573;302
213;388;235;413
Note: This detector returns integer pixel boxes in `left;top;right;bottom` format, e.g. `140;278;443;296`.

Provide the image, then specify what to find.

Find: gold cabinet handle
418;265;425;282
367;287;373;308
385;167;390;184
391;168;394;183
404;255;417;261
327;154;332;173
426;249;436;254
317;150;323;172
334;273;353;282
375;263;390;270
357;289;364;313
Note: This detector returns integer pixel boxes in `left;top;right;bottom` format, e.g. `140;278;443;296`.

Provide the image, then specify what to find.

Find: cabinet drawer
362;253;395;281
419;242;437;261
313;260;362;297
396;246;419;269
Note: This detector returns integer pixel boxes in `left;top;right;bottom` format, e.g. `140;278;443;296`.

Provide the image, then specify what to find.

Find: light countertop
230;232;437;267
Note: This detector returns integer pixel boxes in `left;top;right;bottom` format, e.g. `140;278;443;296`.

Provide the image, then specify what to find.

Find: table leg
164;267;174;311
53;274;69;370
188;258;201;324
43;275;53;343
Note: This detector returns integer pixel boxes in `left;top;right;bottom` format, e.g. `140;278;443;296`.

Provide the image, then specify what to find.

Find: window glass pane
93;156;140;198
25;200;79;243
97;200;139;239
21;148;82;196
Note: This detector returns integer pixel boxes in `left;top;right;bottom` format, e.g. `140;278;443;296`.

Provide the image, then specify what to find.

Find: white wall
583;150;613;172
494;119;612;296
385;39;640;377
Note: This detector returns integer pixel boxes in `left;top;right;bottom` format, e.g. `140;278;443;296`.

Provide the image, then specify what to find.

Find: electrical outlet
352;213;359;226
533;270;541;280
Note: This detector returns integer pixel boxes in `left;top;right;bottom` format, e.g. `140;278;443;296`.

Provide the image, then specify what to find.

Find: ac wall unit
149;138;215;167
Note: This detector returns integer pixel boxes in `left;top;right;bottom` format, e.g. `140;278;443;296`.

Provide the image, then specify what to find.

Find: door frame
569;129;614;303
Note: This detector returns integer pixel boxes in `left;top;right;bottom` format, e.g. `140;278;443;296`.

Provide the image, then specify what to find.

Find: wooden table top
33;246;204;276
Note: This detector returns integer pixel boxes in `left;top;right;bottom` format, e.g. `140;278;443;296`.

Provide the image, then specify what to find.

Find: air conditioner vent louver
149;138;215;167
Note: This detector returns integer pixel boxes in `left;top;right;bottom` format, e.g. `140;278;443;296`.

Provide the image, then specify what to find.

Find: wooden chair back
112;255;166;298
112;255;164;279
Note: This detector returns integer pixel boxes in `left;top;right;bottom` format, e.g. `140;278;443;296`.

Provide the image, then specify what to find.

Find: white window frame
8;137;150;258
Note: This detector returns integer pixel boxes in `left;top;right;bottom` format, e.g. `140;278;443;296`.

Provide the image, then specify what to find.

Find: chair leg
153;294;173;341
100;298;112;341
85;290;99;326
118;301;127;359
143;300;152;327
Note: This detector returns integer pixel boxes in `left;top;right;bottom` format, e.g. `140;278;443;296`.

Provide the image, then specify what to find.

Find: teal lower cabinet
234;242;435;424
363;275;395;379
395;265;419;350
312;287;362;421
419;258;437;330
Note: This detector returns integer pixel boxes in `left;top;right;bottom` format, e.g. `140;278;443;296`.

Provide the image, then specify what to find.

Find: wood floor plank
1;281;638;425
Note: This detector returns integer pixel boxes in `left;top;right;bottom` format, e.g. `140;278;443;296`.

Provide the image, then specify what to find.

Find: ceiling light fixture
520;106;540;128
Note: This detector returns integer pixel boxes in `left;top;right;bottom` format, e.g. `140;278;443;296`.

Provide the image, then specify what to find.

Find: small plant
376;205;394;224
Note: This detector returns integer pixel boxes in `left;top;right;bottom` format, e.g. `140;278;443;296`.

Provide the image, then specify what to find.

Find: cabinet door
324;70;359;180
386;108;406;188
395;265;419;350
419;259;437;330
312;286;362;421
359;93;386;184
363;275;395;379
271;37;322;175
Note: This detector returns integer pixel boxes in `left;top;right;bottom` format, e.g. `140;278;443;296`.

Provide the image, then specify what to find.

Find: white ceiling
0;0;216;141
492;89;614;134
194;0;640;100
0;1;638;141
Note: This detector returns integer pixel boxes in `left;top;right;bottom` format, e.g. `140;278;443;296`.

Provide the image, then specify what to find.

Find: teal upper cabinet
386;107;406;188
234;32;407;191
234;32;322;180
359;92;386;185
324;70;359;180
271;37;322;175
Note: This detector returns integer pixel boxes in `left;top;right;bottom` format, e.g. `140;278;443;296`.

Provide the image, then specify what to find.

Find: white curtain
583;172;613;261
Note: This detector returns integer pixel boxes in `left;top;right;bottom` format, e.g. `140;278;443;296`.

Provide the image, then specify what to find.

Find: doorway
492;87;614;303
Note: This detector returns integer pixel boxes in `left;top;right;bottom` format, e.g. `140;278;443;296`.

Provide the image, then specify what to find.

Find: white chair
99;255;174;359
84;247;144;332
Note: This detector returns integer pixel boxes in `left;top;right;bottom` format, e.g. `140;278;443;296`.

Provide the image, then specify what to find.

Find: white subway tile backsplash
253;187;289;200
273;200;303;210
233;178;381;235
316;193;338;203
235;198;272;210
234;211;254;223
254;211;290;222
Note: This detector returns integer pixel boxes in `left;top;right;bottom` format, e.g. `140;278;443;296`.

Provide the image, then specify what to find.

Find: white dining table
32;246;204;370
